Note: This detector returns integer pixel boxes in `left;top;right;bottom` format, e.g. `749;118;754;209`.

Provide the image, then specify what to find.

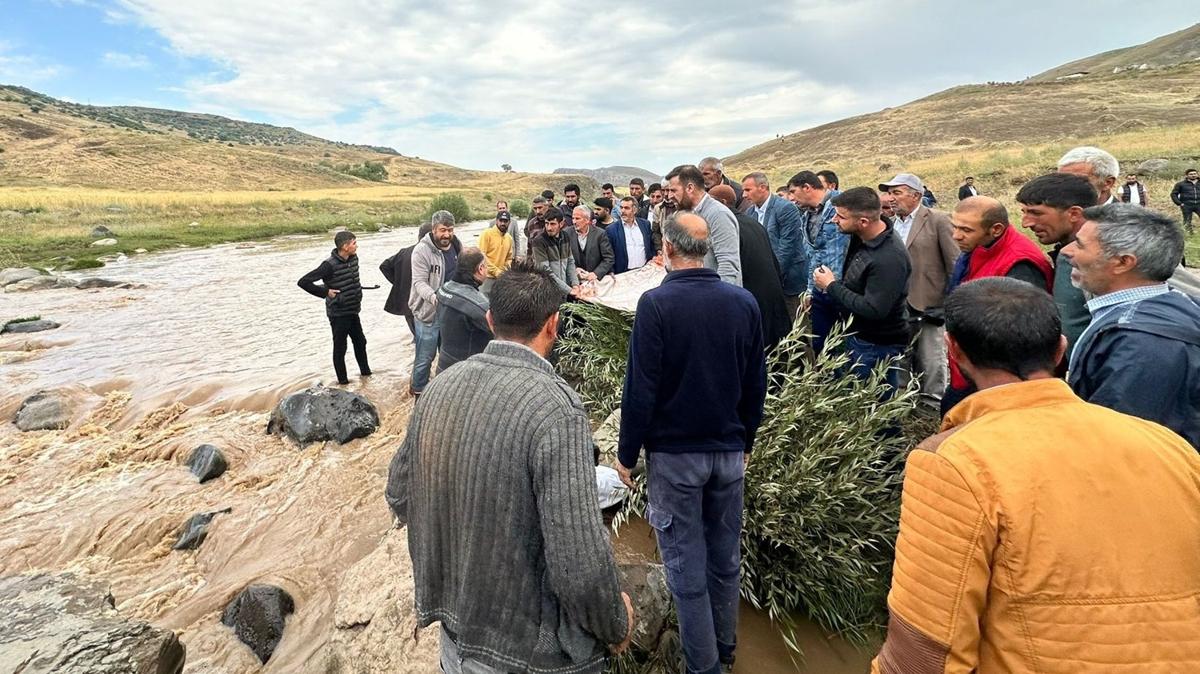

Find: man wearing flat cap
879;172;958;410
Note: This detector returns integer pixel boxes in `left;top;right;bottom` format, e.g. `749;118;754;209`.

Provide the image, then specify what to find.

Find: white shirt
893;204;920;242
755;195;770;224
967;185;978;196
1128;184;1143;205
622;220;647;269
575;227;589;251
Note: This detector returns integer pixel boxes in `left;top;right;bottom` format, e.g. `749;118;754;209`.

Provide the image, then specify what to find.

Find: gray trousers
440;626;509;673
901;319;947;407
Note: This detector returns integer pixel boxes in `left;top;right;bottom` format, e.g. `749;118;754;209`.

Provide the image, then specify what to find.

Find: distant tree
425;193;471;223
508;199;531;218
501;163;513;172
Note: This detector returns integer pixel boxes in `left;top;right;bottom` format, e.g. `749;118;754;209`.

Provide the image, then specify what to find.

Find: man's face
340;238;358;256
831;207;859;234
544;217;563;236
602;187;614;200
564;191;580;207
700;165;720;189
889;186;921;217
950;209;995;253
591;205;611;222
818;175;834;191
1061;220;1116;295
1059;162;1111;202
497;218;510;233
619;201;635;221
742;178;770;206
672;177;701;210
495;201;508;213
965;178;974;186
1019;203;1077;246
533;202;547;216
1187;170;1199;182
1126;175;1138;184
433;223;454;249
789;184;820;208
649;189;663;205
878;191;896;218
778;188;793;203
572;209;591;230
630;184;644;199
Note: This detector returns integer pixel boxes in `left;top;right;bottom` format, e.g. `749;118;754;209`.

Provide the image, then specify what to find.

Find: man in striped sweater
387;261;633;674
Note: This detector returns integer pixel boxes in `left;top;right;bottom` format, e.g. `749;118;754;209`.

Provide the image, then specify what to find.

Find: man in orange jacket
873;277;1200;674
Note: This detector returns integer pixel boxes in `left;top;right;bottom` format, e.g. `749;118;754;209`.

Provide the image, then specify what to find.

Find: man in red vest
941;196;1053;415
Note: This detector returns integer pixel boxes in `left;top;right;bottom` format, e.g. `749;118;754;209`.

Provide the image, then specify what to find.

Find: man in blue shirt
1062;203;1200;448
788;170;846;353
616;211;767;674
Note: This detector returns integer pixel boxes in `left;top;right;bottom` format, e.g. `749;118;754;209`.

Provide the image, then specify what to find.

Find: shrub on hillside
558;300;920;655
425;193;472;224
342;161;388;182
508;199;531;218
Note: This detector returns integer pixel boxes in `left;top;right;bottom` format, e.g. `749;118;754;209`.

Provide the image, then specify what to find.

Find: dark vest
325;250;363;317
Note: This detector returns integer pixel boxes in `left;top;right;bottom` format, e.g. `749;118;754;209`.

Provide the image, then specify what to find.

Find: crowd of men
298;147;1200;674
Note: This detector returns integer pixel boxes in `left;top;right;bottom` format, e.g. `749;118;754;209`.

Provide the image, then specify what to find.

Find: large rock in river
185;443;227;482
0;573;185;673
1;318;60;334
0;267;43;287
14;390;71;431
4;275;78;292
221;584;295;664
266;385;379;445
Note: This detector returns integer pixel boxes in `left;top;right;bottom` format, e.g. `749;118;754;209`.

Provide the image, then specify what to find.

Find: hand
327;288;340;298
802;294;812;310
743;453;750;469
651;254;664;266
812;265;835;291
568;285;581;298
615;461;636;489
580;270;597;282
610;592;636;655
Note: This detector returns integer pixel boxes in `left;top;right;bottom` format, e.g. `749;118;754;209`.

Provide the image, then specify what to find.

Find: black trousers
1182;203;1200;232
329;314;369;384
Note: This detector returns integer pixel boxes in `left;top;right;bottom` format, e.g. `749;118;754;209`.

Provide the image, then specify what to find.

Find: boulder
221;584;295;664
2;318;60;334
0;266;43;286
0;573;186;673
185;443;228;482
14;391;71;431
172;508;231;550
91;238;118;247
6;275;78;292
1137;158;1171;175
76;277;125;289
134;248;148;254
266;385;379;445
91;225;114;238
619;563;673;654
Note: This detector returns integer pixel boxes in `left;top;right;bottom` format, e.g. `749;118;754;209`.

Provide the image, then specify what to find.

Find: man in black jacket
813;187;912;397
381;223;432;336
567;204;615;282
710;184;792;350
298;230;371;385
1171;168;1200;234
436;248;493;373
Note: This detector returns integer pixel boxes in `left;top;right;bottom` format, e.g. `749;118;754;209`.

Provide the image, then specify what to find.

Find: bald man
617;209;766;674
942;196;1054;415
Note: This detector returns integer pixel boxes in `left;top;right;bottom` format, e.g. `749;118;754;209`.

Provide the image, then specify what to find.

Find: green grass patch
7;315;41;324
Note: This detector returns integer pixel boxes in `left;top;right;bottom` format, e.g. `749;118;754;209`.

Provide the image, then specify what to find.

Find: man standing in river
297;230;371;386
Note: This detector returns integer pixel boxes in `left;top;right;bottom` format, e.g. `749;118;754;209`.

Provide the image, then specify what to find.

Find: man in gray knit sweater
387;261;633;674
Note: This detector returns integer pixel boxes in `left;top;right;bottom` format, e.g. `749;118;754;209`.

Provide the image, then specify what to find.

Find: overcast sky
2;1;1196;173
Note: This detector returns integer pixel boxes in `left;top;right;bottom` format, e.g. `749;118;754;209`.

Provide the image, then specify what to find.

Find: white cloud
104;0;1192;172
110;0;878;171
102;50;152;69
0;42;66;83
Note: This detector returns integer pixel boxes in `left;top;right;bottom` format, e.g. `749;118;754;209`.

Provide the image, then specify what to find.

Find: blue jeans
440;626;508;673
845;335;904;399
411;319;440;392
810;291;839;354
646;452;744;674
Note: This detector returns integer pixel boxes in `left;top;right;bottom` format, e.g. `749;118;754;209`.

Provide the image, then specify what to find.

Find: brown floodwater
0;223;873;673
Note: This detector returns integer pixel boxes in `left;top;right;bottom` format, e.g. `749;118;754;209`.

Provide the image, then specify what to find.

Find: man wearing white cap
879;173;958;409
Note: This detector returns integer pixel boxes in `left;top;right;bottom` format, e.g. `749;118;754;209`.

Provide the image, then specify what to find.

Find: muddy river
0;224;873;672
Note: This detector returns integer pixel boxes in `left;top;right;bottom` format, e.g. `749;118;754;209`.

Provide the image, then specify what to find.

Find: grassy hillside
1028;23;1200;82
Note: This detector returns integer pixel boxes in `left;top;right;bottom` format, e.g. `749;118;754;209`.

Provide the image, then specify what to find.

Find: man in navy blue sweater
616;211;767;674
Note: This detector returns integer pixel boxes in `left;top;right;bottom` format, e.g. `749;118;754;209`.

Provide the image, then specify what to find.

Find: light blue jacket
802;190;849;294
